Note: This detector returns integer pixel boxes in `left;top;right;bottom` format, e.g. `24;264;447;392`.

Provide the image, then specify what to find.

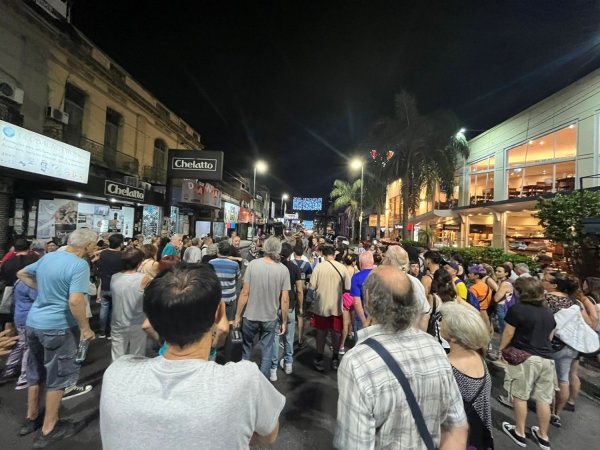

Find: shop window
64;84;86;147
469;172;494;205
506;124;577;198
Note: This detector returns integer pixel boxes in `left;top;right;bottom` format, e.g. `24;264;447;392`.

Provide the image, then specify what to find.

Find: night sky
71;0;600;201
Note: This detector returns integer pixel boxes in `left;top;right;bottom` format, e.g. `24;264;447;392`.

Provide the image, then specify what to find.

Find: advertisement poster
223;202;240;224
212;222;225;239
195;221;211;237
142;205;161;238
37;199;78;240
180;181;222;208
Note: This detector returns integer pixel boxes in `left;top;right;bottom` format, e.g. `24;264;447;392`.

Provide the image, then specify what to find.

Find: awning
409;209;458;225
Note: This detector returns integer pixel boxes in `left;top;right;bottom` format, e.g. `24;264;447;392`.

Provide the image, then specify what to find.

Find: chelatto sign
168;150;224;181
104;180;145;201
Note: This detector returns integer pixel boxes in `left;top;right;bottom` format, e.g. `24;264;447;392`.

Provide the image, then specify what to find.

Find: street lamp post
350;159;364;243
253;160;268;238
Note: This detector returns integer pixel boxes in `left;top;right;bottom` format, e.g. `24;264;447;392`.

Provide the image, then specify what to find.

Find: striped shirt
209;257;240;303
334;325;467;449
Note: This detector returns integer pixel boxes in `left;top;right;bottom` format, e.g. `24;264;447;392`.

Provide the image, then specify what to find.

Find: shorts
26;326;81;390
503;355;556;404
311;314;343;333
342;293;354;311
224;301;236;322
552;345;579;382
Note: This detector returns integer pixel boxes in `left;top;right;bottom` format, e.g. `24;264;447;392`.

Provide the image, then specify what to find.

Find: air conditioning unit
0;82;24;105
46;107;69;125
139;181;151;190
124;176;139;186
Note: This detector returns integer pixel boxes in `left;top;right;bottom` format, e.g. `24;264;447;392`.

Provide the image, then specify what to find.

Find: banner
168;150;224;181
181;181;222;208
223;202;240;224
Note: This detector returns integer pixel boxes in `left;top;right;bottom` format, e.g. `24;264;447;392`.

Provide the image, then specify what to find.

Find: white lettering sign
104;181;145;201
172;158;217;171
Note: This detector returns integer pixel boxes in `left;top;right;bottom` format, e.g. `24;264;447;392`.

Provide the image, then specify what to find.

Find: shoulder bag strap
327;261;346;293
363;338;437;450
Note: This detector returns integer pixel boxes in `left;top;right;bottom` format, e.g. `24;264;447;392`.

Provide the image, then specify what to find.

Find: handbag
554;305;600;354
501;346;532;365
363;338;438;450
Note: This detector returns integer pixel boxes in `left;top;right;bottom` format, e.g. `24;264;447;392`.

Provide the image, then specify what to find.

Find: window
153;139;167;169
506;124;576;198
104;108;122;162
468;155;494;205
63;84;86;147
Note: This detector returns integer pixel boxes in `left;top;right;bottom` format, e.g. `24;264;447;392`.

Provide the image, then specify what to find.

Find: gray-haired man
335;266;468;449
234;237;290;378
183;237;202;263
17;228;98;448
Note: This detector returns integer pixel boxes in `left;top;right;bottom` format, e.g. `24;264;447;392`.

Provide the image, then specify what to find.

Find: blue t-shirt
162;243;178;257
25;251;90;330
209;257;240;303
350;268;373;322
13;282;38;327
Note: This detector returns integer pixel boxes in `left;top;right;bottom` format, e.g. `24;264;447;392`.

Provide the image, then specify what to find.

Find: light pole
253;160;268;238
281;193;289;217
350;158;364;242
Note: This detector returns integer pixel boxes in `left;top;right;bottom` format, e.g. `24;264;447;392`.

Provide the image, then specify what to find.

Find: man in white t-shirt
100;264;285;450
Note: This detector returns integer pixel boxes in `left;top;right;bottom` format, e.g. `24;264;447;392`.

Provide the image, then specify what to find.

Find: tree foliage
438;247;539;272
329;178;362;241
418;227;438;249
535;191;600;277
366;91;469;238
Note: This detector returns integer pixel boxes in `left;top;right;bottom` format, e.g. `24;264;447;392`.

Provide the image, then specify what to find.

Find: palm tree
363;150;393;238
369;91;469;239
329;178;362;241
418;227;439;249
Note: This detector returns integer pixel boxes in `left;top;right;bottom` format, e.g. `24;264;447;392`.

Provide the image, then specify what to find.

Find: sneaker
531;426;551;450
32;420;85;449
502;422;527;447
549;415;561;428
269;368;278;382
98;334;106;339
62;384;92;401
312;359;324;372
497;394;513;408
338;346;346;355
279;359;292;375
563;402;575;412
15;380;28;390
331;358;339;371
19;412;44;436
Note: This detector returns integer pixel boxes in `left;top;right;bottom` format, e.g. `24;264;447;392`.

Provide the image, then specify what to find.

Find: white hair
514;263;530;274
263;237;282;261
439;302;490;351
67;228;98;248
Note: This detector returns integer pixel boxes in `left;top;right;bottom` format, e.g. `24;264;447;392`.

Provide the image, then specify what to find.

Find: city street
1;328;600;449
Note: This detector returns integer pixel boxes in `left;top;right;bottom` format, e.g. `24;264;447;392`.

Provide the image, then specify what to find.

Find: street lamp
252;160;268;238
281;193;289;217
350;158;364;242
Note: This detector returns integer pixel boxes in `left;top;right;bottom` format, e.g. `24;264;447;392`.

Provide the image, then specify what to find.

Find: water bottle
75;339;90;364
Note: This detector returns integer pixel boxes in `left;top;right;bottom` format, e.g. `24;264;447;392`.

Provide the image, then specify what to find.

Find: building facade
384;68;600;251
0;0;202;251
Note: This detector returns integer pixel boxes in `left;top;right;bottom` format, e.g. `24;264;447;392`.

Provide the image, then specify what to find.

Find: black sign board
104;180;145;201
168;150;224;181
443;224;461;231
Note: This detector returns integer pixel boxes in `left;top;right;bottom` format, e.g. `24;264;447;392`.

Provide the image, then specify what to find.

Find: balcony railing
48;131;140;177
143;165;166;185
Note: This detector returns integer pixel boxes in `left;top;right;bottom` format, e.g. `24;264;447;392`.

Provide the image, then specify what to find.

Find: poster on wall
195;221;211;237
122;207;135;238
142;205;161;238
223;202;240;224
212;222;225;239
36;199;78;240
181;181;222;208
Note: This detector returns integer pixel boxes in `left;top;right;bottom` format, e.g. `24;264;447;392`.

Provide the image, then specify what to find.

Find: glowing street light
350;158;364;242
252;160;268;238
281;193;289;217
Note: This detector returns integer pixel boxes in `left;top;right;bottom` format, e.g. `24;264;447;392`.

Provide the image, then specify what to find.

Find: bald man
351;251;375;330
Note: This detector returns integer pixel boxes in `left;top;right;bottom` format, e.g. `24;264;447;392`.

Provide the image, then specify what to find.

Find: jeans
271;309;296;368
241;318;278;378
99;291;112;335
496;302;507;334
111;324;147;361
3;325;29;385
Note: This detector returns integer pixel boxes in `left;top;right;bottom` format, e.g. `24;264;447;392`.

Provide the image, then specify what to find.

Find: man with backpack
444;260;468;302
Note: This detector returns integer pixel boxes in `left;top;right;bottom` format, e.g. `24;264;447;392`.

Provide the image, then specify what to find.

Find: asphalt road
1;326;600;450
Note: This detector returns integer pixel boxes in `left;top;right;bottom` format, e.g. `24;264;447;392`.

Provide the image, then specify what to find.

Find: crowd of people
0;228;599;449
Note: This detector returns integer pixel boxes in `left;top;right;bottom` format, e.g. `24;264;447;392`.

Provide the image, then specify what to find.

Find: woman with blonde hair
440;302;494;449
138;244;159;278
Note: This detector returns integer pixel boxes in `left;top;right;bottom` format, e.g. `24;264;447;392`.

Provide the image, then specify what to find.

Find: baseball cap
444;260;459;271
468;264;487;275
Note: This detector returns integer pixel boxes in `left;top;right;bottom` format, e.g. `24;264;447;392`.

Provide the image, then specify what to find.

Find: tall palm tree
329;178;362;241
363;150;393;238
369;91;469;238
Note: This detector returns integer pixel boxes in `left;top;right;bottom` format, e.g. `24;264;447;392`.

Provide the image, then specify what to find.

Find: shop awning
409;209;458;225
